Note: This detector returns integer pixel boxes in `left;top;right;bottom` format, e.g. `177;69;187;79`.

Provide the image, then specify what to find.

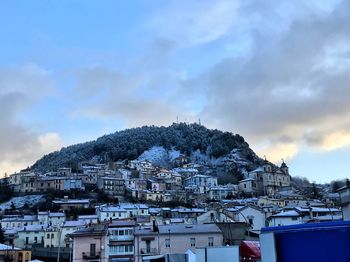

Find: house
37;212;66;226
0;243;32;262
134;224;223;262
207;185;237;200
97;176;125;196
14;225;48;249
183;175;218;189
267;210;303;227
52;199;90;211
78;215;99;225
267;206;342;227
1;215;39;229
70;225;109;262
238;178;259;194
108;220;135;262
96;204;149;222
224;205;268;234
338;184;350;220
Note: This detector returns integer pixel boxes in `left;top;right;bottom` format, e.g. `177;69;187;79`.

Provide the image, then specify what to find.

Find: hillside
31;123;266;182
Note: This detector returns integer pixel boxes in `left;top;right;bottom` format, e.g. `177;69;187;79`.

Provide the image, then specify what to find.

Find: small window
190;238;196;247
47;234;50;239
119;230;125;236
165;239;170;248
208;237;214;247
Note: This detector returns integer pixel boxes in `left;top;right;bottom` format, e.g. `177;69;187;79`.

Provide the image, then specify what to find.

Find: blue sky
0;0;349;183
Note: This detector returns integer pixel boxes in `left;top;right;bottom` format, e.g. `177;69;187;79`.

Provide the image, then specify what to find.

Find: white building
96;204;149;222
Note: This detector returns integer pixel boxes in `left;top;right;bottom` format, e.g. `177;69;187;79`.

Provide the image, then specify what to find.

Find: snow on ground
0;195;44;211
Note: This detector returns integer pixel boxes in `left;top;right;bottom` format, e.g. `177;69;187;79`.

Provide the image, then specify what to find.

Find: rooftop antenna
264;155;267;161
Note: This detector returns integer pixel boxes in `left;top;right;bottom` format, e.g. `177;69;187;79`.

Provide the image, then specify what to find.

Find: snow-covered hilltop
31;123;267;182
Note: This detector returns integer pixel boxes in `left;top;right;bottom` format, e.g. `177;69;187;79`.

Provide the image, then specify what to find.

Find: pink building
70;225;109;262
134;223;223;262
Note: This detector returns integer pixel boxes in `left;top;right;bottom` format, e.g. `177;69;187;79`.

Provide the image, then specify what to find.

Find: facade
97;176;125;196
108;221;135;262
96;204;149;222
71;225;109;262
0;244;31;262
338;185;350;220
134;224;223;262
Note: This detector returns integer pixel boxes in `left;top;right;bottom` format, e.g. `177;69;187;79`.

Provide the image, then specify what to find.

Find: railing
109;235;134;241
140;248;157;255
82;251;101;259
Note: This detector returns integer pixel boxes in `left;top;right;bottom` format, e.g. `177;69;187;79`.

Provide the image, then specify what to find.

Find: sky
0;0;349;183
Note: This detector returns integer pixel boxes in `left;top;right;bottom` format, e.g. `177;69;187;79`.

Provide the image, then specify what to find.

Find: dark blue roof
261;220;350;233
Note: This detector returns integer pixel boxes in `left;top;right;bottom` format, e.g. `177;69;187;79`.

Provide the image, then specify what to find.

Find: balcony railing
140;248;157;255
82;251;101;259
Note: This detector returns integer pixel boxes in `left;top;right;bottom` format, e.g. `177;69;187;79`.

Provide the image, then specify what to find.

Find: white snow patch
0;195;44;211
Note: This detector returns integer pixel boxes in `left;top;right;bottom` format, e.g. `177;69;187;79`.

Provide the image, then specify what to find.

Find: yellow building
0;243;31;262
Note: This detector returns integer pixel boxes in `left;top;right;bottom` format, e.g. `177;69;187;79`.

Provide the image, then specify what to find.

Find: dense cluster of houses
8;159;294;204
1;159;347;261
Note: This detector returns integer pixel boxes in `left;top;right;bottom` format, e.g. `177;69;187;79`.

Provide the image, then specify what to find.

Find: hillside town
0;156;348;262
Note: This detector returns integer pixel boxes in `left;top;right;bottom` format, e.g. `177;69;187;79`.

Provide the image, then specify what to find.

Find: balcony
140;248;157;255
109;235;134;241
82;251;101;259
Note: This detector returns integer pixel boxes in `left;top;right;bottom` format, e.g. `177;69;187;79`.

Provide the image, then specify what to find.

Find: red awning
240;241;261;258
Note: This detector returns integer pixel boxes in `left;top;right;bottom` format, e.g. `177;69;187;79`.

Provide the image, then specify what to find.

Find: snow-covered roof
271;210;300;217
63;220;86;227
0;243;21;251
239;178;256;183
48;212;65;217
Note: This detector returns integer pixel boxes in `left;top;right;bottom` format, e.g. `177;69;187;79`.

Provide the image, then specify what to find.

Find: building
52;199;90;211
134;224;223;262
70;225;109;262
338;183;350;220
108;221;135;262
247;162;291;196
97;176;125;196
96;204;149;222
0;243;31;262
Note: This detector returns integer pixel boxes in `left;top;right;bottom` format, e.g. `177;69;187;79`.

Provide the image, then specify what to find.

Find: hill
31;123;267;183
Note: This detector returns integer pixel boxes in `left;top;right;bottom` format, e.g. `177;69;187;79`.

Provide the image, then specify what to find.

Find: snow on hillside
138;146;170;167
0;195;44;211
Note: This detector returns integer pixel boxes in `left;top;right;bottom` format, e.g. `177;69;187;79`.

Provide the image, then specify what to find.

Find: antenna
281;158;284;163
176;116;179;124
198;118;201;125
264;155;267;161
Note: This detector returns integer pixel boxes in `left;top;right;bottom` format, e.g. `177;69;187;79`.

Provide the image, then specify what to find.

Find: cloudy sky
1;0;350;183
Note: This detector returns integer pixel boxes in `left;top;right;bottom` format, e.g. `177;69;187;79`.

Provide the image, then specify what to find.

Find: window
51;233;54;239
25;237;29;244
118;230;125;236
90;243;96;256
47;234;50;239
34;237;37;243
208;237;214;247
190;238;196;247
248;218;253;225
292;217;298;221
165;239;170;248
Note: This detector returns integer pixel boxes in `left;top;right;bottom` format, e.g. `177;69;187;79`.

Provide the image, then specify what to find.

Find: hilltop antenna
198;118;201;125
176;116;179;124
281;158;285;163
